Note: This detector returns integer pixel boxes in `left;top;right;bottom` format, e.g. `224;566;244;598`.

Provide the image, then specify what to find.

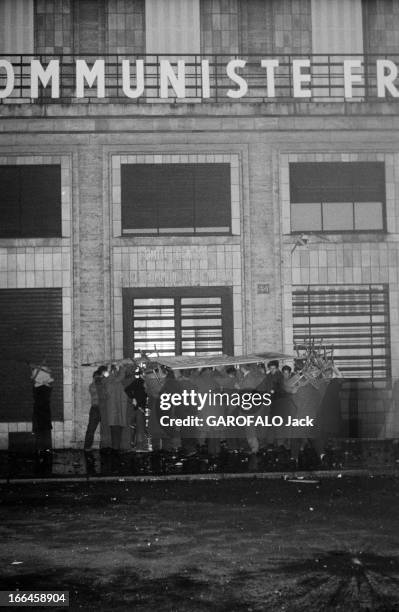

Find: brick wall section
363;0;399;53
245;143;283;351
107;0;145;54
74;146;108;442
201;0;239;54
35;0;73;54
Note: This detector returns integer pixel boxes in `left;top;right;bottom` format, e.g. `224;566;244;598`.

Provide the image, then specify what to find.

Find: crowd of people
28;356;342;474
82;358;342;466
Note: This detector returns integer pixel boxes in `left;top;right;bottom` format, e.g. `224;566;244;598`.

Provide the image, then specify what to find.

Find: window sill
0;237;67;247
113;234;240;247
290;230;386;235
286;231;387;245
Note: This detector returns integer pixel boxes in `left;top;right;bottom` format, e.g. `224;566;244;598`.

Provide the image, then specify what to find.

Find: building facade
1;0;399;449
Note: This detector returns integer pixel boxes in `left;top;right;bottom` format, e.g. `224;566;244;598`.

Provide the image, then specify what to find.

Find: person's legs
134;408;147;450
110;425;123;450
84;405;101;450
34;429;53;474
289;438;303;461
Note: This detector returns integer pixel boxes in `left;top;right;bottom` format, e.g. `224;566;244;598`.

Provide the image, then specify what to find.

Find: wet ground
1;475;399;611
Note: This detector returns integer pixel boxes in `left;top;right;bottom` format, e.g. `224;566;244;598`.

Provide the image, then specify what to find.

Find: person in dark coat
194;368;221;455
237;364;264;454
30;362;54;474
145;367;166;451
83;366;109;472
104;363;131;450
84;366;108;451
125;369;148;451
258;360;284;401
155;369;183;450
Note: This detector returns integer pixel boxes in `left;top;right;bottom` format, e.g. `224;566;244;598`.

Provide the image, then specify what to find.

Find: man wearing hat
258;360;283;399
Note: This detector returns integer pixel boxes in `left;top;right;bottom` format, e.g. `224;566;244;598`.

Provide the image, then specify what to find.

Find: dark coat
32;385;52;433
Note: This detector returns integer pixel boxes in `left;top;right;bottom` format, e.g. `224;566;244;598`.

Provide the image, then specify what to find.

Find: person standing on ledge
30;362;54;475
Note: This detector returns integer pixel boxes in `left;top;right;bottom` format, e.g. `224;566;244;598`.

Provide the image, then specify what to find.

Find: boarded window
121;163;231;235
292;284;390;381
0;289;63;422
123;287;233;357
290;162;385;232
0;165;62;238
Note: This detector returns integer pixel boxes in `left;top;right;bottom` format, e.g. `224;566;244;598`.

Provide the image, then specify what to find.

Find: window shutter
290;162;386;232
290;163;385;204
121;163;231;234
121;164;159;231
0;165;61;238
157;165;195;231
351;163;385;202
19;165;62;238
0;167;21;238
194;164;231;231
0;288;63;422
293;284;390;380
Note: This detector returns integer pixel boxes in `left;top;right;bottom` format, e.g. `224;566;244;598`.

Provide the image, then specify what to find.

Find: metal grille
132;296;223;357
292;284;391;381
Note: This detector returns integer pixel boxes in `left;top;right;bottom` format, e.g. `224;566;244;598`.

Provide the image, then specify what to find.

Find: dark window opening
123;287;233;357
121;163;231;235
0;165;62;238
289;162;386;233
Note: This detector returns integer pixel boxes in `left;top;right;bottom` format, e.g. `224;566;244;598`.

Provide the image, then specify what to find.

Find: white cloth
32;367;54;388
